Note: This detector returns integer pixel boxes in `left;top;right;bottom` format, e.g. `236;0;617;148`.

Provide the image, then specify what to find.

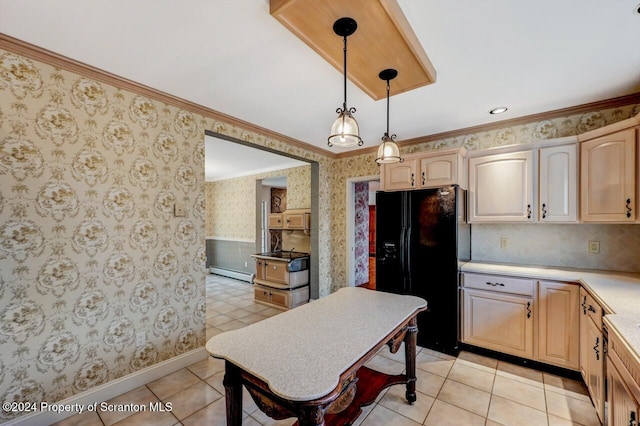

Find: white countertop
205;287;427;402
461;262;640;360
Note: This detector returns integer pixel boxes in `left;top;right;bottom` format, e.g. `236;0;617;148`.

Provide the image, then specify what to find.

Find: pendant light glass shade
375;69;403;165
376;134;402;164
328;18;363;148
329;107;361;147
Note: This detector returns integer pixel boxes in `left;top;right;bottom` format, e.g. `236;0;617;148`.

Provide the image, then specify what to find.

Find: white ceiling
205;134;307;181
1;0;640;168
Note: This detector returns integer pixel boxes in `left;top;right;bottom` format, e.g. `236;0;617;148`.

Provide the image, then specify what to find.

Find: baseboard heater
210;267;255;283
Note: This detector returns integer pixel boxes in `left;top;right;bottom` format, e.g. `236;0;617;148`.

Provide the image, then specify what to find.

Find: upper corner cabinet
579;127;637;222
468;150;534;222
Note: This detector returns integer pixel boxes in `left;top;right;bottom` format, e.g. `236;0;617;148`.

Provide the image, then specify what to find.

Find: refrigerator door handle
405;225;412;293
399;227;406;273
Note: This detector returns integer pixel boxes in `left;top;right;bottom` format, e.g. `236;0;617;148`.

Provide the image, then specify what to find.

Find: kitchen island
205;287;427;425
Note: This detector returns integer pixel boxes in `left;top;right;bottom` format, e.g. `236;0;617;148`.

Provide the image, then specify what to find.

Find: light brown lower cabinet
607;318;640;426
579;287;605;423
462;288;534;359
461;273;579;370
608;360;639;426
254;284;309;310
537;281;579;369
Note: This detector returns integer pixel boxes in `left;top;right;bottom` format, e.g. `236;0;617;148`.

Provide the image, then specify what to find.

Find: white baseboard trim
4;347;207;426
210;267;254;283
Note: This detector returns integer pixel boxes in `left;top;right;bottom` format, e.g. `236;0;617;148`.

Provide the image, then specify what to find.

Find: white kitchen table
205;287;427;425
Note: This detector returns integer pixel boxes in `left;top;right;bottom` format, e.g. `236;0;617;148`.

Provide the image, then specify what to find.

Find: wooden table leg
404;316;418;404
223;361;243;426
298;405;325;426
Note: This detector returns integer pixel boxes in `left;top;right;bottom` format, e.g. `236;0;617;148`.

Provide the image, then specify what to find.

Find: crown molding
0;33;335;159
335;92;640;159
4;33;639;163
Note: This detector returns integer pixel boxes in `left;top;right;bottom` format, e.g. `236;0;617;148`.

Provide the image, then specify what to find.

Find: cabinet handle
485;281;505;287
527;204;532;219
629;411;637;426
593;337;600;361
581;296;587;315
626;198;632;218
526;302;532;319
541;203;547;219
273;265;277;270
411;173;415;187
588;305;596;314
421;172;425;186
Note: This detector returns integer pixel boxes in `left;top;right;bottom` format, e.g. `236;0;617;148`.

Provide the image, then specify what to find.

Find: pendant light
328;17;363;148
375;68;403;165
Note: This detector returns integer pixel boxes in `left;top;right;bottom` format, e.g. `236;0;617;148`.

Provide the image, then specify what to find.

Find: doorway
346;176;380;288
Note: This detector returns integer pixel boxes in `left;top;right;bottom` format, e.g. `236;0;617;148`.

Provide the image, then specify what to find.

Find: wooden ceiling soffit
270;0;436;100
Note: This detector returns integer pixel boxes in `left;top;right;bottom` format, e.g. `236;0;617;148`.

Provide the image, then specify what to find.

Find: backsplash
472;224;640;272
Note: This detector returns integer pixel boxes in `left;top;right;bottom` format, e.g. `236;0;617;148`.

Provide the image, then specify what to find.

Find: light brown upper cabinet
467;139;578;223
283;209;310;230
468;150;534;222
579;127;637;222
268;213;284;229
539;144;578;222
380;147;466;191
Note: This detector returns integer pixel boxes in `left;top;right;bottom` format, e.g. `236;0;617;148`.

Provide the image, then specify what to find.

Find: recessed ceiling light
489;107;508;115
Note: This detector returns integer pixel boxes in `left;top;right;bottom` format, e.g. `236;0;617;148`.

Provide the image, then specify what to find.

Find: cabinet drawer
254;286;271;303
580;290;602;329
463;273;535;296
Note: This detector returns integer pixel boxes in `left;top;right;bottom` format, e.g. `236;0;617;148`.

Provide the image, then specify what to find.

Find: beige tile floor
55;275;601;426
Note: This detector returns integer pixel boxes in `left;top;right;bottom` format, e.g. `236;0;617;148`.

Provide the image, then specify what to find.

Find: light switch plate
174;203;186;217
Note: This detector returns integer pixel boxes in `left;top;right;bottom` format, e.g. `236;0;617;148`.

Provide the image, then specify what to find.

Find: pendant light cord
386;79;390;137
342;35;348;111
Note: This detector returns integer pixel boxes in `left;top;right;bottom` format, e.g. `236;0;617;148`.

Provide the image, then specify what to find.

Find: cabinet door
580;128;636;222
284;212;306;229
537;281;579;369
462;289;534;359
381;158;418;191
268;214;283;229
468;151;534;222
264;261;287;284
419;153;458;188
255;259;266;281
579;288;589;381
608;360;640;426
539;144;577;222
585;315;605;422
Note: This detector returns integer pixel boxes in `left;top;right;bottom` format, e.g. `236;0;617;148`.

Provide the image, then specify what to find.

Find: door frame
346;175;380;287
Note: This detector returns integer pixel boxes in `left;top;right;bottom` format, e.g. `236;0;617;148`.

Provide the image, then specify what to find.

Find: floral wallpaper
0;45;336;421
0;50;209;419
353;182;369;286
204;165;311;240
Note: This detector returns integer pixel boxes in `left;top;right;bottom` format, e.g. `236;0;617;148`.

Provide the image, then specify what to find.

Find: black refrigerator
376;185;470;355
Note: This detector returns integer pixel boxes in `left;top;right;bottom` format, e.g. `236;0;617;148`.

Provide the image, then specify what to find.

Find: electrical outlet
136;331;146;346
500;238;508;249
244;261;248;268
588;241;600;254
